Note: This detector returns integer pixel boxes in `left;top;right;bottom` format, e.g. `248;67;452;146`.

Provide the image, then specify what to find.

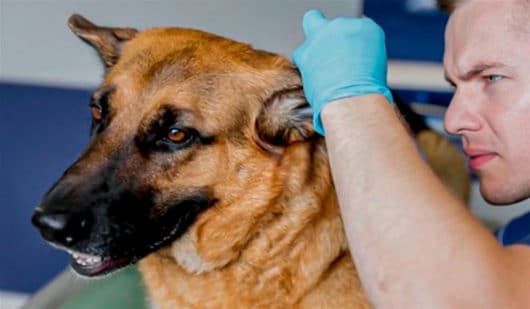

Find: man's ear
68;14;138;69
255;87;317;153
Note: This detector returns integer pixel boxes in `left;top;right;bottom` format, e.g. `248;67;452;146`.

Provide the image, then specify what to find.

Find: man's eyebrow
444;62;508;86
460;62;508;80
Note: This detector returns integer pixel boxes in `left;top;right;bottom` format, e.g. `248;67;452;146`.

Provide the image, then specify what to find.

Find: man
293;0;530;307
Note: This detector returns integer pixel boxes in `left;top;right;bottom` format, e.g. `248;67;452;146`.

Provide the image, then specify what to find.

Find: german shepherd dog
32;15;470;308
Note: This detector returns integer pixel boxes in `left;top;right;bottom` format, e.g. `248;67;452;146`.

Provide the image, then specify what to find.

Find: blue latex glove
292;10;393;135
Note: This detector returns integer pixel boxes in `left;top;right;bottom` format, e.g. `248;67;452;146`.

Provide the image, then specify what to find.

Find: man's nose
443;89;481;135
31;207;91;246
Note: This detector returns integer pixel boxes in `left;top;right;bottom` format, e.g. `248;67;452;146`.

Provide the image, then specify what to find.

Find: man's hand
292;10;393;134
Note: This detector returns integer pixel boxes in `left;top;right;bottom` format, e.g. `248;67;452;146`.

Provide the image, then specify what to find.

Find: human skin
320;0;530;307
443;0;530;205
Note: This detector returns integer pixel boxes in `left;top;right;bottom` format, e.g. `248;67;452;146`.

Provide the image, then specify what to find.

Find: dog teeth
71;252;102;266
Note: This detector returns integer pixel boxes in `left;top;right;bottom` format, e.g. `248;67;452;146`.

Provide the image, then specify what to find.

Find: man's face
443;0;530;204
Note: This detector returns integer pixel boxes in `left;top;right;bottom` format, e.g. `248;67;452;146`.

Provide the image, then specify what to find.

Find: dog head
32;15;319;277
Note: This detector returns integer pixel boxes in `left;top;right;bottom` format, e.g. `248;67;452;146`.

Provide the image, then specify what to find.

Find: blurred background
1;0;529;308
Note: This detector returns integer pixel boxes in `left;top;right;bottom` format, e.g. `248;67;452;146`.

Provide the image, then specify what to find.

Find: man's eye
486;75;503;82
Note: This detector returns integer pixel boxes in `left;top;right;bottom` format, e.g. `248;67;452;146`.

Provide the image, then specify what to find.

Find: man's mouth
67;249;133;277
467;153;496;170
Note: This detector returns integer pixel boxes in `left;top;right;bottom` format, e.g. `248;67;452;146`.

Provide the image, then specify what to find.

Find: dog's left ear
68;14;137;69
255;87;317;152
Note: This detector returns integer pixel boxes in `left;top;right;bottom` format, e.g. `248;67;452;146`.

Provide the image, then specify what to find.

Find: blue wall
366;0;449;62
1;82;92;292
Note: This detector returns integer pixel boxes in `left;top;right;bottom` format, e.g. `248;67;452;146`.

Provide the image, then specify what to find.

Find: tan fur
69;17;470;308
139;140;371;308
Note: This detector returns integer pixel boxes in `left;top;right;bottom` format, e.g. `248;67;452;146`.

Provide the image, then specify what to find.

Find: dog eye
90;104;103;122
167;128;187;142
164;128;194;146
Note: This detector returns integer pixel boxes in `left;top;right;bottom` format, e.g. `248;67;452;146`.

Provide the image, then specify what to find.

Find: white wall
0;0;362;88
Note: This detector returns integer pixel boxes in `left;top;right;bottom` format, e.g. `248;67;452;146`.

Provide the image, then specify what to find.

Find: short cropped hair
438;0;530;34
438;0;530;13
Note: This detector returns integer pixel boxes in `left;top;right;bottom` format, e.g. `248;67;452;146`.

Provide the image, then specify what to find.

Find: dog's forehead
101;27;294;133
111;27;281;83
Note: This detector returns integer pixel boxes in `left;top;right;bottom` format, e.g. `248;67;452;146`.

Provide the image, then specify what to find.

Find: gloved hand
292;10;393;135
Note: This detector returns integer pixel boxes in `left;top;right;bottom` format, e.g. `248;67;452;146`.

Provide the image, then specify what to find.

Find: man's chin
480;184;528;206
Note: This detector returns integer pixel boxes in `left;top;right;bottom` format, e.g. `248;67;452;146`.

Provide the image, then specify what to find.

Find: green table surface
60;266;148;309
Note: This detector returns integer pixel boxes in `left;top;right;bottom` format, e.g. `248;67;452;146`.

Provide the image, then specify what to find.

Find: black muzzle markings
32;148;215;277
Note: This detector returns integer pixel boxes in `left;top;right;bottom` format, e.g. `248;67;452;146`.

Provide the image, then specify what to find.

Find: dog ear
67;14;137;69
255;87;317;151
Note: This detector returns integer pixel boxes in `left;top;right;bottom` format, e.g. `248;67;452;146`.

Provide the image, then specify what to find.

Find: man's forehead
444;1;526;68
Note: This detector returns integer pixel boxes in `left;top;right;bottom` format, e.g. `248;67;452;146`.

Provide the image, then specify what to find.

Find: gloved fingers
302;9;329;37
358;17;385;38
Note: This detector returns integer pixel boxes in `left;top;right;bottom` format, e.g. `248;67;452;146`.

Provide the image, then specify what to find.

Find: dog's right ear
68;14;137;69
255;87;318;153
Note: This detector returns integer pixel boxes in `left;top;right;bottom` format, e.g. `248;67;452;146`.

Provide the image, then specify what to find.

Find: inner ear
68;14;138;69
255;87;317;151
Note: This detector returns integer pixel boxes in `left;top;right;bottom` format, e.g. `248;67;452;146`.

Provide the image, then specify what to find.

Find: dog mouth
38;194;216;277
67;249;133;276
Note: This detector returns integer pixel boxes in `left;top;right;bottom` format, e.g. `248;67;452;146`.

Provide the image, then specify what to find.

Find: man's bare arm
321;94;530;308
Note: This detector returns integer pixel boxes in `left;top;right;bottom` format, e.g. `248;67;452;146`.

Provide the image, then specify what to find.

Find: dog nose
31;208;91;246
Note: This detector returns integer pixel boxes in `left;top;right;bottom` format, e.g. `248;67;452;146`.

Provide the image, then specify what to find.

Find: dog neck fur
138;139;368;307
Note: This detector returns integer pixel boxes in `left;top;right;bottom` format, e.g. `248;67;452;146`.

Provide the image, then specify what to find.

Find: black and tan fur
32;15;470;308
